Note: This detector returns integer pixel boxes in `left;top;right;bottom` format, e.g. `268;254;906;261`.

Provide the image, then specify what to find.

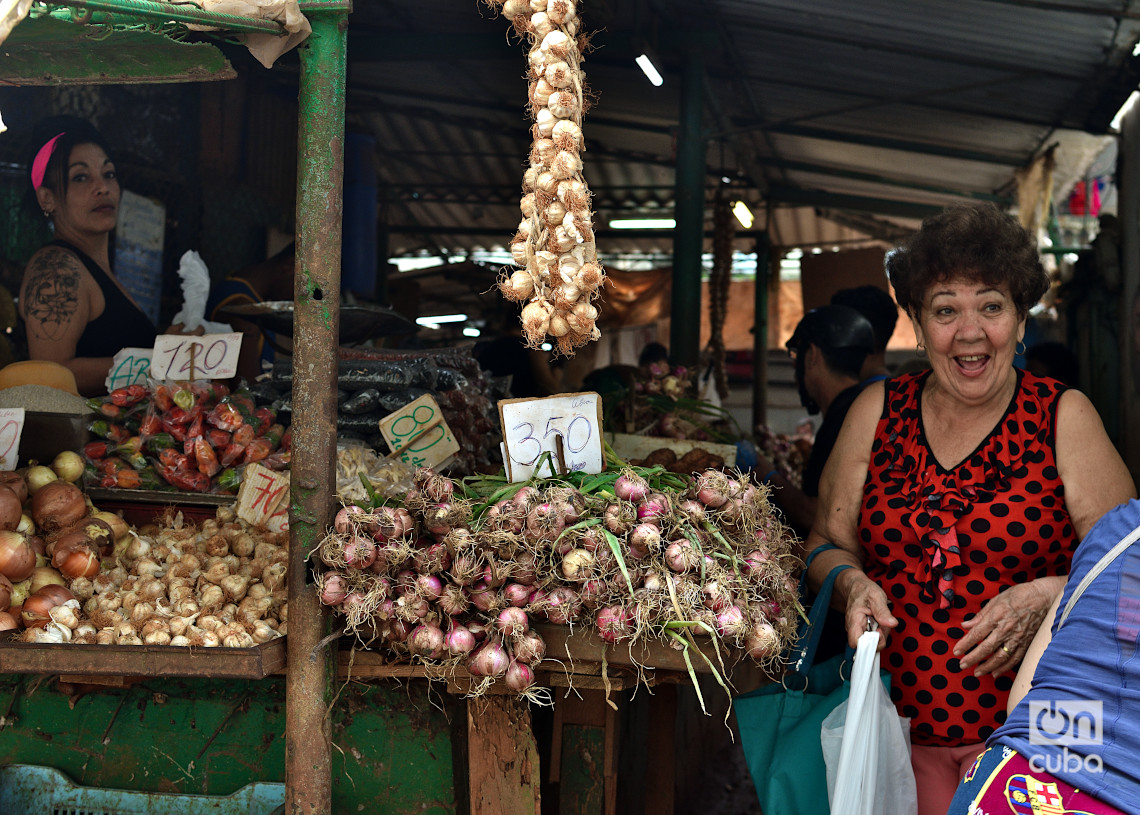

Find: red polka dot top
859;368;1076;746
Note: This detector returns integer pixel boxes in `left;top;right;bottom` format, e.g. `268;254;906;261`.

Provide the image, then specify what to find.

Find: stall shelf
0;6;752;812
0;3;351;812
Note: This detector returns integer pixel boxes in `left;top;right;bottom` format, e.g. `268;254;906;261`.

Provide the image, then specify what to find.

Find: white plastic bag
172;251;232;334
821;630;917;815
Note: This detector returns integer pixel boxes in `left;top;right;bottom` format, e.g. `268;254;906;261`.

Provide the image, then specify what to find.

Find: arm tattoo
21;248;81;342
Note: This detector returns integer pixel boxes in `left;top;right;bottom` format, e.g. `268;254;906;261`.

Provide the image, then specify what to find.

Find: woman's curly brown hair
886;203;1049;318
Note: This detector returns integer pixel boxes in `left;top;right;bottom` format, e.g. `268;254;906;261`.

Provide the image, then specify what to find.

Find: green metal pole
670;43;706;369
47;0;284;32
752;232;771;433
287;9;345;815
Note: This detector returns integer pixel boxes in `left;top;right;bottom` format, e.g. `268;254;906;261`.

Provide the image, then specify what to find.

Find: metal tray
0;637;286;679
218;300;416;343
85;487;235;506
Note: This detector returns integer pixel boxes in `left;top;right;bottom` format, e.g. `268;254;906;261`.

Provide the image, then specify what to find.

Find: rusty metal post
752;232;770;433
286;7;347;814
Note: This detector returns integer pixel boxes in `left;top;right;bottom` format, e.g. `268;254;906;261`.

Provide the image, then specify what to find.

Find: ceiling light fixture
732;200;754;229
1111;90;1140;131
608;217;676;229
635;53;664;87
415;313;468;330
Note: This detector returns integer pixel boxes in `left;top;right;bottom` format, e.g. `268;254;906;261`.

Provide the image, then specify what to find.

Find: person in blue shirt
946;498;1140;815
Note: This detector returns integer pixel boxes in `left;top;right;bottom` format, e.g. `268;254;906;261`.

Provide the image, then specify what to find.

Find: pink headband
30;132;65;191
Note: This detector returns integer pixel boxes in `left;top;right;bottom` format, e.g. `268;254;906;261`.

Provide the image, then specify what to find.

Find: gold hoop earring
42;209;52;218
1016;340;1026;355
916;343;926;359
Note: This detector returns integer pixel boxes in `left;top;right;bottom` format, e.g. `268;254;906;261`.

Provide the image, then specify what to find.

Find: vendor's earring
42;209;52;218
916;343;926;358
1017;340;1026;355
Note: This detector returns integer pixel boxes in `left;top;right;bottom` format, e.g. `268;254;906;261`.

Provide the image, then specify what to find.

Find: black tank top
55;240;158;357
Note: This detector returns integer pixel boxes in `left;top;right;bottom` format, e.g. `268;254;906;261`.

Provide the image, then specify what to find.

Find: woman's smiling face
913;274;1024;406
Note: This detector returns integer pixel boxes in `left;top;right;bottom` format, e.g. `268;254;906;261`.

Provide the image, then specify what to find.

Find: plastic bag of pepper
82;382;291;493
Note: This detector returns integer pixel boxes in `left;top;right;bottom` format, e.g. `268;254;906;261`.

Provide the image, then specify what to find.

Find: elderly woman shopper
802;203;1135;815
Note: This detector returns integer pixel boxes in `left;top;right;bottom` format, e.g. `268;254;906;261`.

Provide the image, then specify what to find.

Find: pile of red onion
315;466;800;693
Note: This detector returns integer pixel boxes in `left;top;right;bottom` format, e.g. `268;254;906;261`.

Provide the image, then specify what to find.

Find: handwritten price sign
378;394;459;470
235;463;290;532
152;333;243;382
0;409;25;472
499;392;603;482
105;347;152;392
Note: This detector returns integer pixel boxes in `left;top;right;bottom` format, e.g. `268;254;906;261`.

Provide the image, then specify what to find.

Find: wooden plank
643;684;676;814
604;701;618;815
0;639;285;679
467;696;540;815
534;623;725;675
558;723;606;815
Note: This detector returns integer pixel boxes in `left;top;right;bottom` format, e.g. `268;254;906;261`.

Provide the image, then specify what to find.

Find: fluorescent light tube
635;54;664;87
732;200;754;229
608;218;676;229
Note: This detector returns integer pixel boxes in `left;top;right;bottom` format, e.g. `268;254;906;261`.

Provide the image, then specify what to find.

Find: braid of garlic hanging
487;0;605;356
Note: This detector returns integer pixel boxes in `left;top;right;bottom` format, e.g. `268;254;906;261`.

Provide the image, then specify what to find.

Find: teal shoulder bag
733;549;857;815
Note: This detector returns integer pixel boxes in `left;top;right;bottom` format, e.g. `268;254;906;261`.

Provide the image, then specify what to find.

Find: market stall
0;2;352;812
0;4;794;814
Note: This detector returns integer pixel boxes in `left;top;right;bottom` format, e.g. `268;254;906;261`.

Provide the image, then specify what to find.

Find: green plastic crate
0;764;284;814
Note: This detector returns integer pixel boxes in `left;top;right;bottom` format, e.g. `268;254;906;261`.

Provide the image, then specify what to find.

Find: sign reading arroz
499;392;603;482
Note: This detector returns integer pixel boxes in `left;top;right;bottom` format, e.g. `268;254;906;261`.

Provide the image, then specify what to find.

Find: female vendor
18;116;188;396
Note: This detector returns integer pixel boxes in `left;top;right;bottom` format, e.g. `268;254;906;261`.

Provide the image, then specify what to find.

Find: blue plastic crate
0;764;284;814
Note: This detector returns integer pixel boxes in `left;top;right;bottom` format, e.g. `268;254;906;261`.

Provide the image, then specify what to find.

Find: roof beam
764;185;949;219
761;124;1025;166
727;14;1089;83
748;155;1014;204
715;70;1065;136
972;0;1140;20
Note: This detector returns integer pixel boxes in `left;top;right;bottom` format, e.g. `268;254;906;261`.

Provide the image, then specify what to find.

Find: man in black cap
758;304;876;536
831;284;900;385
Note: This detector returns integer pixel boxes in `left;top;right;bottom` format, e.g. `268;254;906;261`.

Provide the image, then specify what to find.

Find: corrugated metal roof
339;0;1137;259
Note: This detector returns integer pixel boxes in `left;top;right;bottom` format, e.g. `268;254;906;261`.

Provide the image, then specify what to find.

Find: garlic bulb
551;119;582;150
502;0;527;19
547;0;576;25
547;91;578;119
530;77;555;108
539;30;570;56
530;11;553;38
545;61;573;88
550;150;582;180
544;200;567;226
535;108;558;138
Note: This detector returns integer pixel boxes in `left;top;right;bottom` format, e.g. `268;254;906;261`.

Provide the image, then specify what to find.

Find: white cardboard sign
151;333;243;381
235;462;290;531
499;392;603;482
106;347;152;392
377;394;459;470
0;408;25;471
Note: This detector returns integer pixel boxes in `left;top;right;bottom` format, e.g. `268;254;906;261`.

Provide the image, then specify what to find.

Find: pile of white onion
17;505;287;648
488;0;605;354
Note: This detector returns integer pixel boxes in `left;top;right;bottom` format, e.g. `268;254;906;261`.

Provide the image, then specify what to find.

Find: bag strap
1057;520;1140;630
787;561;852;678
